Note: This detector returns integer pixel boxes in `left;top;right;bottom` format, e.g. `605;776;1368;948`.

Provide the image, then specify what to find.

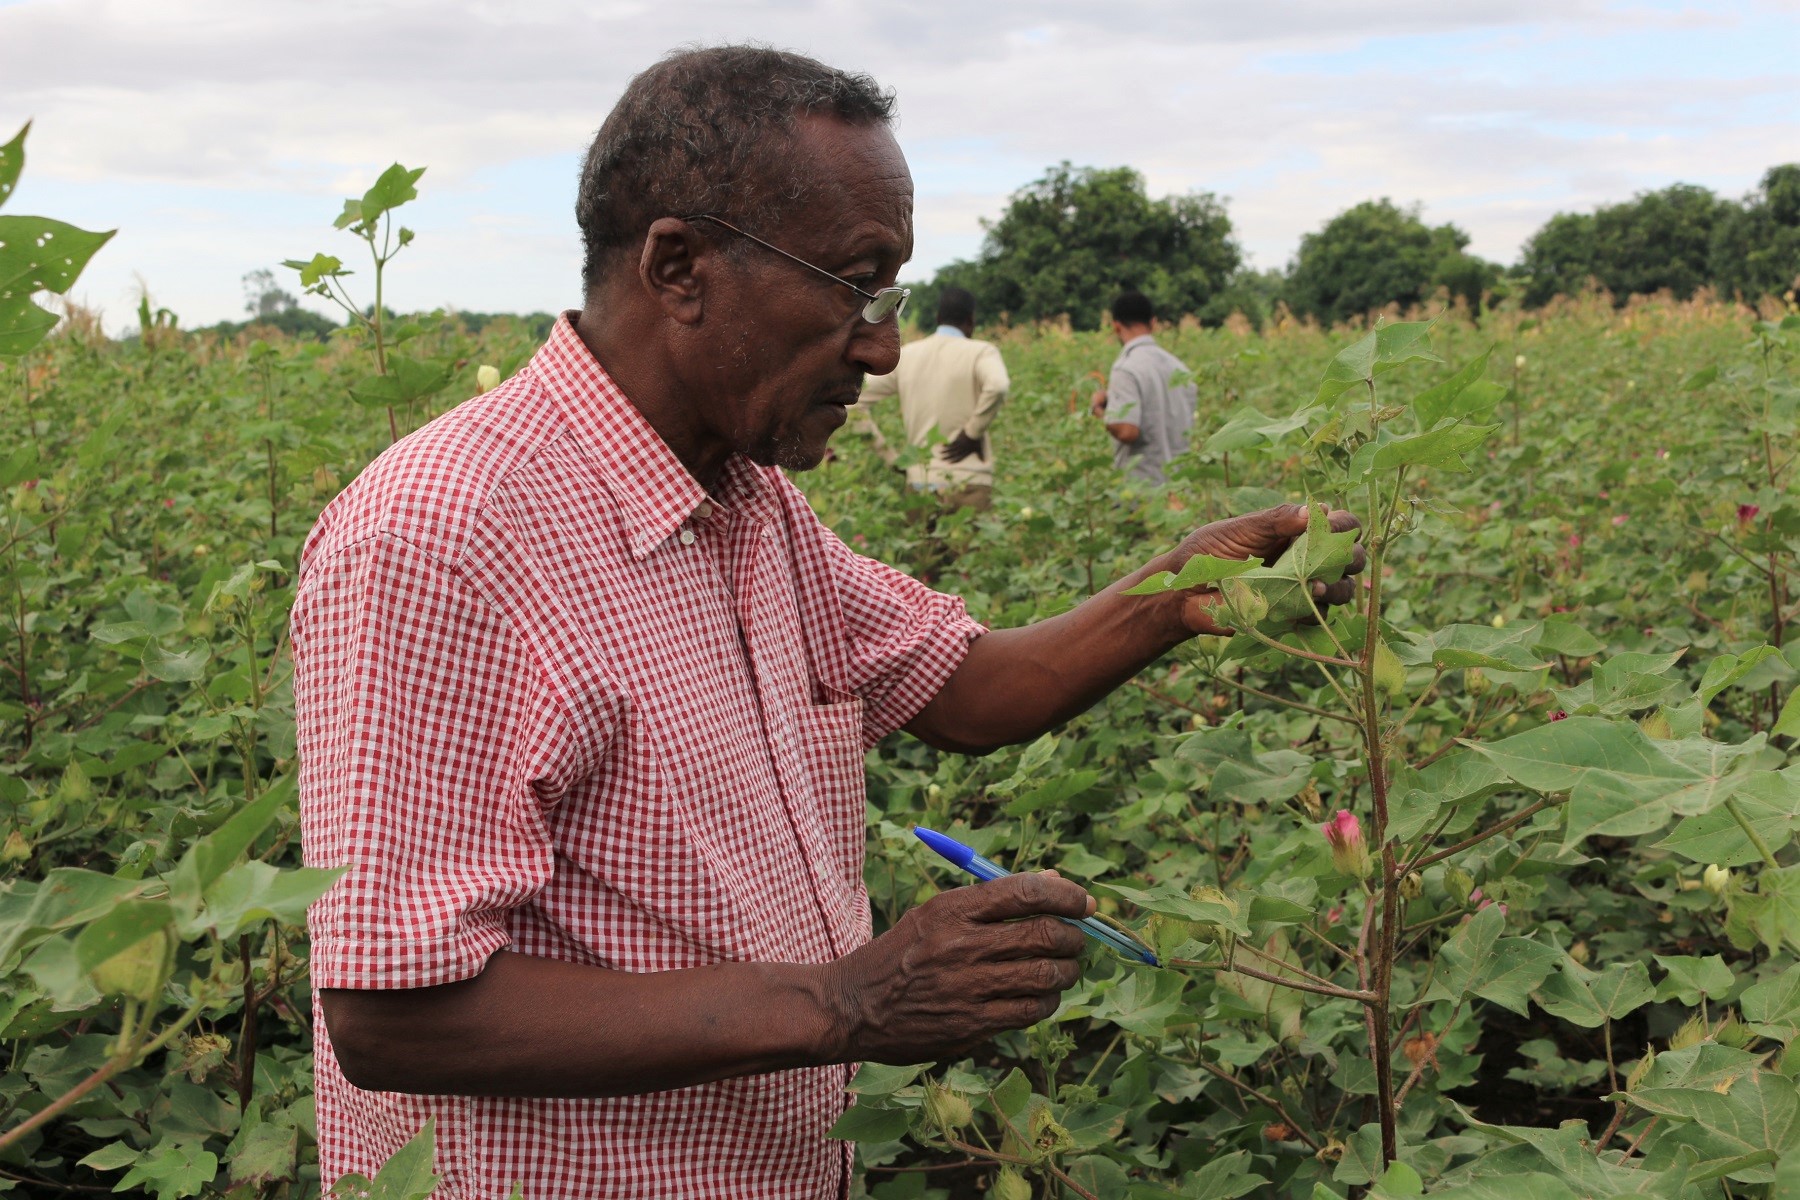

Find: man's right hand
821;871;1092;1063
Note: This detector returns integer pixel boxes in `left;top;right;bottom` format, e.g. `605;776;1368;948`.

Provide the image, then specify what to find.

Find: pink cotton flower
1611;514;1629;527
1549;710;1569;721
1739;504;1761;526
1320;810;1372;879
1568;534;1581;548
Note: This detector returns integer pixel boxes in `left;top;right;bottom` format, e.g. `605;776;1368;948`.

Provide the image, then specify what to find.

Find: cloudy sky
4;0;1797;329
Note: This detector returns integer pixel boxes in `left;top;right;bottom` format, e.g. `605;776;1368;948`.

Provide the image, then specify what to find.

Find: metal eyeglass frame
681;214;910;324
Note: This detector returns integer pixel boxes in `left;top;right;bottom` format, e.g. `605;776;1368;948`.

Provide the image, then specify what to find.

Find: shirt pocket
792;695;872;942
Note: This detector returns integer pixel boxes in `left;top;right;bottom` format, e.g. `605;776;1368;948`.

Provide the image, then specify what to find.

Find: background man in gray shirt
1091;291;1198;486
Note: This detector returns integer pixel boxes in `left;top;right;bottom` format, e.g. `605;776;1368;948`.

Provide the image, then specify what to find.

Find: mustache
811;375;865;406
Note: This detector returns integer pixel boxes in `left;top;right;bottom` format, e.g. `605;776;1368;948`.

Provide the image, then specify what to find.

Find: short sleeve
1105;362;1143;425
818;534;986;747
293;533;573;990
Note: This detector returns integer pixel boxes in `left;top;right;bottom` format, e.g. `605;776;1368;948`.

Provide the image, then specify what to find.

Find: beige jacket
858;329;1009;487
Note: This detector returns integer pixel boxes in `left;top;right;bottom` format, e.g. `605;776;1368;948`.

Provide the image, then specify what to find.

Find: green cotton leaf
1203;406;1312;454
0;121;25;210
1424;1175;1580;1200
1424;906;1559;1016
282;253;347;289
1741;961;1800;1043
1216;935;1303;1044
1163;1151;1269;1199
348;354;455;408
1729;864;1800;956
0;215;116;357
1653;954;1735;1005
1362;421;1500;479
1015;731;1058;777
1771;687;1800;739
1332;1123;1387;1187
329;1119;440;1200
1369;1162;1424;1198
1626;1071;1799;1177
1681;365;1720;391
78;1141;143;1171
228;1121;298;1188
1699;646;1783;705
357;163;427;228
170;774;298;908
1534;620;1604;658
1220;503;1360;628
142;637;212;682
0;868;144;966
1392;622;1550;671
848;1062;930;1095
1003;769;1100;816
331;198;364;231
190;861;346;940
1090;968;1189;1037
1638;1042;1761;1092
1096;882;1249;935
1315;329;1377;407
1470;713;1695;802
828;1101;914;1144
1656;768;1800;864
1122;553;1258;596
1175;724;1313;807
116;1141;220;1200
1553;650;1688;717
990;1065;1033;1117
1372;321;1441;375
70;898;173;974
1411;347;1493;429
1535;957;1654;1027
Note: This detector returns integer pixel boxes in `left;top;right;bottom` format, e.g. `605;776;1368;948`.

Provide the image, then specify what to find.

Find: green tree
1711;163;1800;303
923;164;1242;331
1520;182;1734;306
1283;199;1495;326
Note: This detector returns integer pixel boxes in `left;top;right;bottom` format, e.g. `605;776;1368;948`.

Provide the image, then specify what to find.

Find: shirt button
695;502;713;520
679;529;696;546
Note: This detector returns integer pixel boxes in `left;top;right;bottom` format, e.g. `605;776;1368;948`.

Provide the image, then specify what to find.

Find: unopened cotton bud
475;364;501;393
993;1168;1032;1200
1320;810;1372;879
1514;355;1527;369
1400;871;1424;900
1625;1049;1656;1092
1445;867;1475;906
923;1081;971;1134
1703;864;1731;898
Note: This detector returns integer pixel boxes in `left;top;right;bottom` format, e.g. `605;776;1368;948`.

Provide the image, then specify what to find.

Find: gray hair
576;45;897;291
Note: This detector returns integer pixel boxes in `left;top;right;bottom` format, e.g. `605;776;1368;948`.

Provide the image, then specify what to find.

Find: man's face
692;116;913;472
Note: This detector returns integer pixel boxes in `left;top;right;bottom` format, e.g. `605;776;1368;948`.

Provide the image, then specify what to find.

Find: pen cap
913;826;975;869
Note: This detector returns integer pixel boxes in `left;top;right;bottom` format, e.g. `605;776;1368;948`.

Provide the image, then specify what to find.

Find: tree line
911;162;1800;330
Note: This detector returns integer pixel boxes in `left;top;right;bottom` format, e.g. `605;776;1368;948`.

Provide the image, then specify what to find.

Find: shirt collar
1121;334;1157;353
528;312;769;559
934;325;967;338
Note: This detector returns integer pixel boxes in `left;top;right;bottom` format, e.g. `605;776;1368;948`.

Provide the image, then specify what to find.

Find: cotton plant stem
1167;958;1375;1003
1196;673;1361;726
1192;1058;1323;1151
1407;797;1558;873
1722;797;1780;868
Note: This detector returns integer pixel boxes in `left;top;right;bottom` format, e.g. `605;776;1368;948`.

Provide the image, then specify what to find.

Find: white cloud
2;0;1794;325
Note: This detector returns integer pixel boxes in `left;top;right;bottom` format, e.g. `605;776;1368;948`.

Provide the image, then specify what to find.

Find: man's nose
850;315;902;377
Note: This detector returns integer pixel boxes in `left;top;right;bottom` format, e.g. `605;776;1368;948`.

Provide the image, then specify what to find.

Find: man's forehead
784;116;914;259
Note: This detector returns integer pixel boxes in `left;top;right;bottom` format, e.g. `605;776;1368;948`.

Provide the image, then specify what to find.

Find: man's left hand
940;431;983;463
1167;503;1366;636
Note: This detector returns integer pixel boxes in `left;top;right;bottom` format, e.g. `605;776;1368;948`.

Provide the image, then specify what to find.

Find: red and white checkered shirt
293;314;983;1199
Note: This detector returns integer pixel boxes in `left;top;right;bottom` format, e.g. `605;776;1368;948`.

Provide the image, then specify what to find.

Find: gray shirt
1105;334;1197;485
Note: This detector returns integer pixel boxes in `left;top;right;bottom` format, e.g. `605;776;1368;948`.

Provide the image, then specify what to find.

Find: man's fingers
1327;508;1362;535
983;914;1088;963
954;871;1093;924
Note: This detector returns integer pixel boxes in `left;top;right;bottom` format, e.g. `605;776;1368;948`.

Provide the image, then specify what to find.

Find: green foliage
0;122;115;358
917;163;1243;331
1518;182;1735;306
1282;200;1497;326
1710;164;1800;303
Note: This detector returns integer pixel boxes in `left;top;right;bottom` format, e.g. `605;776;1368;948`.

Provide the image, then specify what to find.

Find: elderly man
294;46;1360;1200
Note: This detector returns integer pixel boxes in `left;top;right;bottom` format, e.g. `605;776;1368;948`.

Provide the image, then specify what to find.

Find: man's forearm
321;950;843;1098
905;554;1205;754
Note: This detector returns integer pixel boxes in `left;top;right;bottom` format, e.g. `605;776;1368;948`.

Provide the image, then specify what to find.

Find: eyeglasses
681;214;911;324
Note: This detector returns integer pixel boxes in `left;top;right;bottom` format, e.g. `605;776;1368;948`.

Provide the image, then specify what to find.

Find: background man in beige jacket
857;286;1009;509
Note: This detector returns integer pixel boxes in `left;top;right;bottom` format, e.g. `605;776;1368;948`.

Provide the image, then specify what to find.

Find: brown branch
1168;957;1375;1003
1192;1058;1323;1151
1407;797;1556;873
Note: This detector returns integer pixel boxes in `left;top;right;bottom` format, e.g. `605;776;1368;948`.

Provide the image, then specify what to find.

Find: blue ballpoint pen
913;826;1159;966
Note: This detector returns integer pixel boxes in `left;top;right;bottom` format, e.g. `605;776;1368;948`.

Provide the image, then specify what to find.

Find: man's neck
1117;325;1153;344
573;305;732;491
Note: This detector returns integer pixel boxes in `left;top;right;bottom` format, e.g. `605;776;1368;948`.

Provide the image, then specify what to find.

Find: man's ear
637;217;708;326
